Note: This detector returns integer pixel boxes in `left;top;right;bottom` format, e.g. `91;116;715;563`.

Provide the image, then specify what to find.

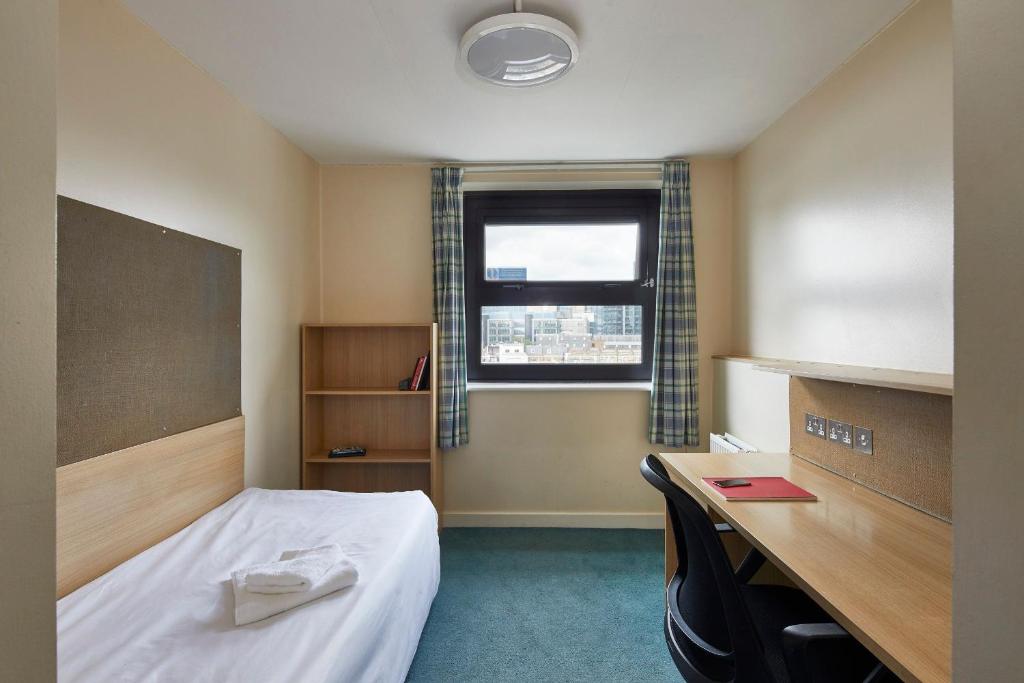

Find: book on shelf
416;352;430;390
410;354;427;391
408;351;431;391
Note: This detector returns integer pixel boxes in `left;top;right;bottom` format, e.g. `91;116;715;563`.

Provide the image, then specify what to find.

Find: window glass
484;223;639;281
465;189;659;382
481;305;643;365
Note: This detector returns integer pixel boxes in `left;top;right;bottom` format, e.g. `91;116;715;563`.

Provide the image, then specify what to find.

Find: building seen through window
481;305;642;365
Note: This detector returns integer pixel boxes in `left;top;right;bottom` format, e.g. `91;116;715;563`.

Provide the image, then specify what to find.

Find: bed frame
56;416;244;597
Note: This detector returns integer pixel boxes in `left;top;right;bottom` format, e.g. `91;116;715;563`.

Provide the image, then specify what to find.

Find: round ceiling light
459;6;579;88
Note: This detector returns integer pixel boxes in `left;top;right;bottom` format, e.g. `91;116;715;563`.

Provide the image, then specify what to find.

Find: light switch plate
854;426;873;455
828;419;853;448
805;413;826;439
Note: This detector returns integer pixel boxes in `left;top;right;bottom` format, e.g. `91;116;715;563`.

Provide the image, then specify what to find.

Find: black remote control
328;447;367;458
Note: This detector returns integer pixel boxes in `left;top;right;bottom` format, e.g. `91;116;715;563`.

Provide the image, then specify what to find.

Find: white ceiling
120;0;912;163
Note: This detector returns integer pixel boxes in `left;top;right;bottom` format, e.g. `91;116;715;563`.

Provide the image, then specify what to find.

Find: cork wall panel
57;196;241;467
789;377;951;520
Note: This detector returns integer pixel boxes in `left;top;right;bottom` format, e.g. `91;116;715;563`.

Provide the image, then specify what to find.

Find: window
465;190;660;381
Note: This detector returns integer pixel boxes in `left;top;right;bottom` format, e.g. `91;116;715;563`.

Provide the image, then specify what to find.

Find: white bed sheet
57;488;440;683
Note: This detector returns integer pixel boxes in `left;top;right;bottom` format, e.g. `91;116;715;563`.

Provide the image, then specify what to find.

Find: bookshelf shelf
301;323;441;522
304;388;431;397
304;449;432;465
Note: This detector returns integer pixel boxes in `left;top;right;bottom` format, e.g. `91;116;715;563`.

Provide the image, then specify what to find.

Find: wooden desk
660;452;951;683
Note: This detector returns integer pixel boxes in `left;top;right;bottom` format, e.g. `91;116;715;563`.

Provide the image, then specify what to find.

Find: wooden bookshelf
301;323;441;521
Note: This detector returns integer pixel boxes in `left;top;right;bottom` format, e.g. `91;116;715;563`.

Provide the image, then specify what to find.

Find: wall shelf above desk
713;355;953;396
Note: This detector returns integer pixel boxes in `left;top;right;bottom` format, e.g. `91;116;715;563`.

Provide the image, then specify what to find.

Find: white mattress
57;488;440;683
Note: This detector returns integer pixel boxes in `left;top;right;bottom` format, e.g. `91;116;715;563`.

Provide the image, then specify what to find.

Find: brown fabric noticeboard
789;377;952;521
57;196;241;467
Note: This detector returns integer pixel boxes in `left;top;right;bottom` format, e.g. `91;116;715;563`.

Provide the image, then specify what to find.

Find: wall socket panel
804;413;827;440
827;419;853;448
853;426;873;455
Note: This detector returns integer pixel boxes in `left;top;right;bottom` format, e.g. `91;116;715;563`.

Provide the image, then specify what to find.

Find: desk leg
665;501;790;588
665;502;745;583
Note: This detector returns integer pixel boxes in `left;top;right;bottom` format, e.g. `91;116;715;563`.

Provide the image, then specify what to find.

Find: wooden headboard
56;416;244;597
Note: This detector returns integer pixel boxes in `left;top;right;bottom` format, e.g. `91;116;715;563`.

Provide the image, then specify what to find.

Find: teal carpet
406;528;679;682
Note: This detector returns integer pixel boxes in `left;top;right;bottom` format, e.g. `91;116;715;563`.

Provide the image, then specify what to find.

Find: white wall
733;0;953;373
58;0;321;488
952;0;1024;677
0;1;57;680
711;358;790;453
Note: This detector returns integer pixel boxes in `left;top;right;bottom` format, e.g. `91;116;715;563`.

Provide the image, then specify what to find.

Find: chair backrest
641;454;773;683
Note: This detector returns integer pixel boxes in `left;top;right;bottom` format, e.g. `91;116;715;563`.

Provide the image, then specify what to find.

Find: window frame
464;189;661;382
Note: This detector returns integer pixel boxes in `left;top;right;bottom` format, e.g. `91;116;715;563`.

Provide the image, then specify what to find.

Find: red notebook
702;477;817;502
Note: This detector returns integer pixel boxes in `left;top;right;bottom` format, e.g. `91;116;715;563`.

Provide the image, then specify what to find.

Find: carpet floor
405;527;680;682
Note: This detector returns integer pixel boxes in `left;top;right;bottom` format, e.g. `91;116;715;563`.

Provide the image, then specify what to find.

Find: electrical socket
804;413;827;440
854;426;873;455
828;419;853;448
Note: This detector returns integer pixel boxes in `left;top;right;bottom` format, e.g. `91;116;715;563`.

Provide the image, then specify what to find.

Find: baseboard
443;511;664;529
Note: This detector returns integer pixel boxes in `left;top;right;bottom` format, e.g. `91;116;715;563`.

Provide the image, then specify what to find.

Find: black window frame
464;189;661;382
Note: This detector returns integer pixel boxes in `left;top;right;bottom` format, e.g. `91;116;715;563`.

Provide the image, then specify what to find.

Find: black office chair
640;454;893;683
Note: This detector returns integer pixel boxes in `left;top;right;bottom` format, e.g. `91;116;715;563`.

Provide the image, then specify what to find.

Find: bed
57;487;440;682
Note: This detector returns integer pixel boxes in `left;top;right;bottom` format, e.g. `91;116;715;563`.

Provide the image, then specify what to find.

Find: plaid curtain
431;167;469;449
649;160;699;447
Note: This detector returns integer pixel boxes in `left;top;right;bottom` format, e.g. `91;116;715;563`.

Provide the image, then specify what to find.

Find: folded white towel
232;549;359;626
243;544;343;594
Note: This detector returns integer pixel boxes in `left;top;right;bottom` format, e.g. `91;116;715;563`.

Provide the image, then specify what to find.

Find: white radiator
710;432;758;454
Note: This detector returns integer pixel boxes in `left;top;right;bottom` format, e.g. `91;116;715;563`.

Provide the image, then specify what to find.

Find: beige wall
733;0;953;373
319;166;433;323
0;2;58;680
952;0;1024;677
319;159;733;524
58;0;321;489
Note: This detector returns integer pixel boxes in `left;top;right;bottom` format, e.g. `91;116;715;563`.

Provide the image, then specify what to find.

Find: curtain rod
459;161;667;173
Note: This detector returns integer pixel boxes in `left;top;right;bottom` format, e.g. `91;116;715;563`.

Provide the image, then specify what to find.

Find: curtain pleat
431;167;469;448
649;160;699;447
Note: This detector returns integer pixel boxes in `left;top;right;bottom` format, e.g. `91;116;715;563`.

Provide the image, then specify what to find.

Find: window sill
466;381;652;392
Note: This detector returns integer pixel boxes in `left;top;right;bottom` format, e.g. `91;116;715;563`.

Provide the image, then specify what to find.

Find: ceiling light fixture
459;0;579;88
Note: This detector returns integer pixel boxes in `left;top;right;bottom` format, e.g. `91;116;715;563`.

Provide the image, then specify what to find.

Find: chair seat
741;585;878;683
740;584;831;683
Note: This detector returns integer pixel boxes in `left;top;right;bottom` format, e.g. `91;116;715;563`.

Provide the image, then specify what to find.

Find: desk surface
660;452;952;683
